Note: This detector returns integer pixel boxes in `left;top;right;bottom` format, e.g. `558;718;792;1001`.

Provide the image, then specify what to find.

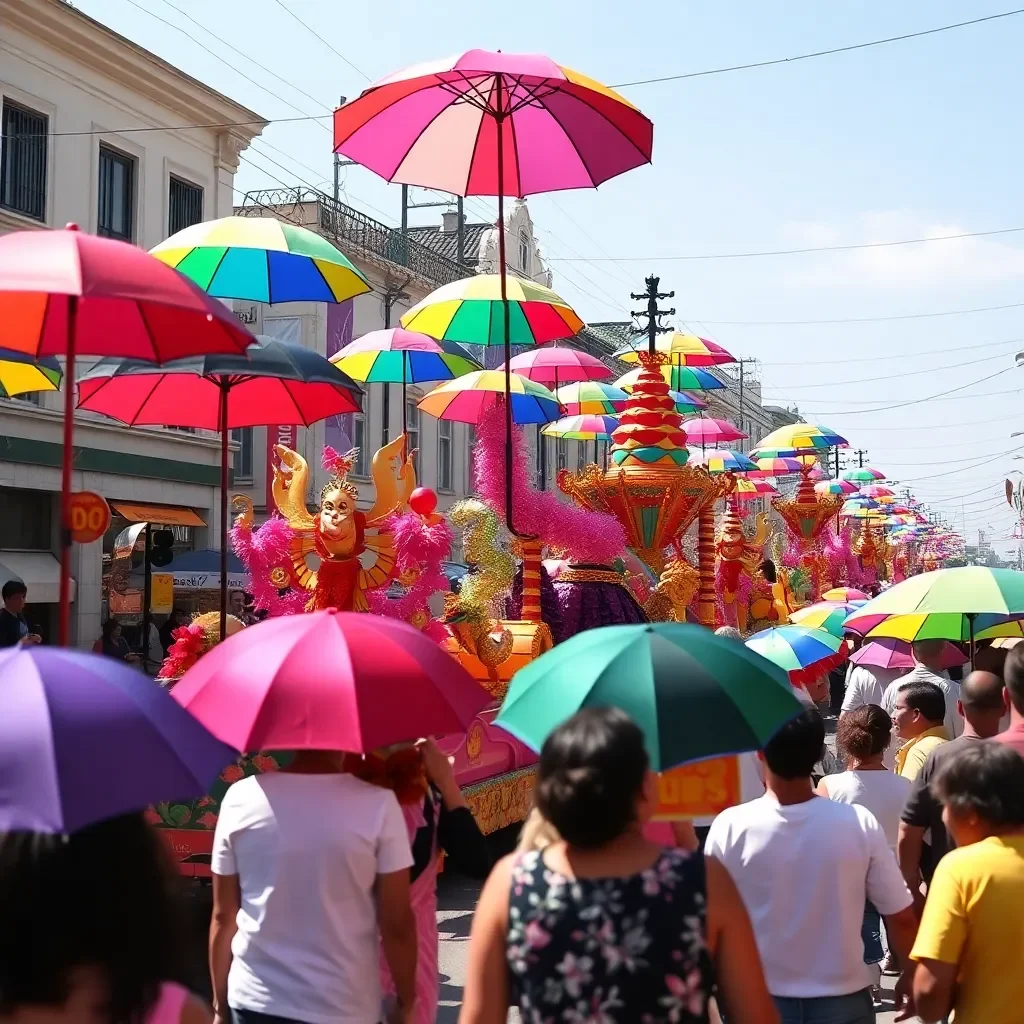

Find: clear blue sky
78;0;1024;552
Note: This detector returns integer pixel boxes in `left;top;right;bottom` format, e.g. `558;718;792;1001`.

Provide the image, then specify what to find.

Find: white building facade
0;0;264;645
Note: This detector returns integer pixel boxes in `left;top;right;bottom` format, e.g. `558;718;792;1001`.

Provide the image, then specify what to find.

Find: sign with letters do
653;756;741;821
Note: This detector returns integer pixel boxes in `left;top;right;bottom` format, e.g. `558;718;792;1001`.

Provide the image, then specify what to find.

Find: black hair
931;742;1024;827
762;708;825;779
1005;643;1024;716
759;559;777;584
535;706;648;849
0;813;184;1023
836;704;891;760
101;618;121;643
1;580;27;602
896;681;946;724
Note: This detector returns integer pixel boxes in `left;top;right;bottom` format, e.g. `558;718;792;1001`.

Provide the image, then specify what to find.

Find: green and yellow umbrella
150;216;370;304
401;275;583;347
613;332;736;367
615;363;724;393
554;381;628;415
0;348;61;398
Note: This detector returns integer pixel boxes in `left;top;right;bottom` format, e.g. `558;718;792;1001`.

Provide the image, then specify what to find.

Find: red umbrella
77;338;362;640
0;225;254;644
171;611;492;752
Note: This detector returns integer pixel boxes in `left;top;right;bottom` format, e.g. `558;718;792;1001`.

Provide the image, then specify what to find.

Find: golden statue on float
270;435;416;612
716;506;770;634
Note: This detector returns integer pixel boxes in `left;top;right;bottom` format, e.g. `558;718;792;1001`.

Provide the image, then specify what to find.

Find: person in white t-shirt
841;662;904;718
210;750;417;1024
705;708;917;1024
883;640;961;741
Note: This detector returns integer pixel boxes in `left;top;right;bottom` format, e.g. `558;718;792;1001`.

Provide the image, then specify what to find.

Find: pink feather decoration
472;406;626;562
230;514;306;617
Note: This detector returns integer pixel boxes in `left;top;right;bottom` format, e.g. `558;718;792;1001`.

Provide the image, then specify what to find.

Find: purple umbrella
0;647;237;833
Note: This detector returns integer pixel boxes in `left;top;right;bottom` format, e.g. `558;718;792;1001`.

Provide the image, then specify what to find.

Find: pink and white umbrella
683;416;747;447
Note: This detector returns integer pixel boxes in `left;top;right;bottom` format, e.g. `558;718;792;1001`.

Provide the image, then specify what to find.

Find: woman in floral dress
459;707;778;1024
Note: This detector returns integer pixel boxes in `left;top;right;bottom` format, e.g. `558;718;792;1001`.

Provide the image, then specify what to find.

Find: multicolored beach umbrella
790;600;866;639
542;414;619;440
0;348;61;398
418;370;558;424
731;478;778;501
554;381;629;415
613;332;736;367
750;422;847;457
745;624;848;685
842;467;885;483
150;216;371;304
686;448;758;474
507;346;612;384
615;363;724;393
815;479;859;495
402;275;583;347
330;329;480;384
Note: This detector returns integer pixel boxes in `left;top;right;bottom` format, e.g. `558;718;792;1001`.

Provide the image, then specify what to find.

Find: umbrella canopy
0;224;254;361
842;467;886;483
507;346;612;384
333;50;653;198
682;416;747;446
858;484;895;499
418;370;559;425
554;381;628;415
844;567;1024;641
746;455;811;479
401;275;583;346
849;637;968;671
823;587;870;602
731;478;778;501
989;636;1024;649
542;414;619;440
0;647;237;833
750;422;848;457
745;625;848;685
150;216;370;304
686;448;758;474
77;337;362;429
613;332;736;367
976;620;1024;641
171;612;490;752
789;600;866;638
0;348;61;398
330;329;480;384
615;364;724;393
815;479;859;496
494;623;803;770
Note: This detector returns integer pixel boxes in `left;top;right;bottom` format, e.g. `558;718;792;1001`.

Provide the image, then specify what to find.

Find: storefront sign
171;571;248;590
67;491;111;543
653;756;741;821
150;573;174;614
265;424;297;508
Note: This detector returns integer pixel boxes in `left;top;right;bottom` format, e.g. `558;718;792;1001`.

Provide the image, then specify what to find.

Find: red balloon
409;487;438;516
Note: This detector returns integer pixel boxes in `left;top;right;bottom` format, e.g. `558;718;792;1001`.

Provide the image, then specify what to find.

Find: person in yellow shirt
891;682;948;782
910;742;1024;1023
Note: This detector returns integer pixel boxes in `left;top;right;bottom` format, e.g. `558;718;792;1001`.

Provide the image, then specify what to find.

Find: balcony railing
238;188;471;288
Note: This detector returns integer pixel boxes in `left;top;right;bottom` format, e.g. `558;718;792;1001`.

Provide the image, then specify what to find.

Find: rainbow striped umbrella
613;332;736;367
815;479;859;495
748;455;807;477
790;600;866;639
687;448;758;473
554;381;629;415
418;370;558;424
750;422;847;457
150;216;370;304
331;329;480;384
823;587;870;602
746;625;848;685
0;348;61;398
402;275;583;347
842;467;885;483
542;414;619;440
858;484;895;499
615;364;724;393
732;478;778;501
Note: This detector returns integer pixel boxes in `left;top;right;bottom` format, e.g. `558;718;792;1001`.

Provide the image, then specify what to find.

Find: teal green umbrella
494;623;804;770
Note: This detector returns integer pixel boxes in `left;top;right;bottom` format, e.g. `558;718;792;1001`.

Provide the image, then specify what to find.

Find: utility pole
401;187;467;267
852;448;868;468
333;96;356;204
735;358;757;452
380;276;411;447
630;275;675;355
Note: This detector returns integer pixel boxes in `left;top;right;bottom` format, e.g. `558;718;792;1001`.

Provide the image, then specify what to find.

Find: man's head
911;638;946;672
892;681;946;740
761;708;825;781
229;590;246;615
957;670;1006;738
1;580;27;613
932;742;1024;847
1005;643;1024;718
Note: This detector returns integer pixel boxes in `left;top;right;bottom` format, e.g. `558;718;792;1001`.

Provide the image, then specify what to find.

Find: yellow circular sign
67;491;111;544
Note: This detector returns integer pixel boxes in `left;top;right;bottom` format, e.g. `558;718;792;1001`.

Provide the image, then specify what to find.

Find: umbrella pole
58;295;78;647
402;351;408;459
969;613;976;668
219;382;229;644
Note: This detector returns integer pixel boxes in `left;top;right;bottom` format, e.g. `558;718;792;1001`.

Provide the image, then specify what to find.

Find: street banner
150;573;174;614
652;756;741;821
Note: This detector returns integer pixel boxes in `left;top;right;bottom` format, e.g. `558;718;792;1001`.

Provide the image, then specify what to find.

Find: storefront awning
110;503;206;527
0;552;76;604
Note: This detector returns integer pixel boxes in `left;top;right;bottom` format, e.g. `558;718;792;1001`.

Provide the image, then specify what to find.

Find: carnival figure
716;509;770;633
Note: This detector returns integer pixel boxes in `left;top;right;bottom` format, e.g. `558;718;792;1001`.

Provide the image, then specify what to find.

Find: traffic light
150;528;175;568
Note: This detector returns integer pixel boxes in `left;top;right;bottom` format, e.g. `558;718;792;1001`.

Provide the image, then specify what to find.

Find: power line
815;384;1019;413
695;301;1024;326
610;8;1024;88
265;0;371;82
546;225;1024;262
766;336;1024;366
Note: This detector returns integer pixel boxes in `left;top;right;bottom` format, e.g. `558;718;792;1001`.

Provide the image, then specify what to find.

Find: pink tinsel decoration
473;406;626;562
230;514;307;617
321;445;347;476
366;512;453;624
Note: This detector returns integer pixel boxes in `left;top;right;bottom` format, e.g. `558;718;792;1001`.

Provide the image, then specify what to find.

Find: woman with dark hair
100;619;140;665
0;813;209;1024
459;707;777;1024
817;705;910;1005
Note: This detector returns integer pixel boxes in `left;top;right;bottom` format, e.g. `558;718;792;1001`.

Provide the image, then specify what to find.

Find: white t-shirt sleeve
211;784;239;876
376;791;415;875
859;806;912;915
840;667;864;713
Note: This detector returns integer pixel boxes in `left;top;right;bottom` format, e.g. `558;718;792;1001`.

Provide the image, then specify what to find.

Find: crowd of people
3;611;1024;1024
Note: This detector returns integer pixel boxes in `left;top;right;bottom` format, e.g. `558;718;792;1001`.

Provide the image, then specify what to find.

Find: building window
168;175;203;235
406;398;420;457
438;419;453;491
466;425;476;490
1;100;47;222
351;412;368;477
519;229;530;272
5;488;52;550
97;145;135;241
231;428;254;480
557;438;568;472
576;442;586;471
